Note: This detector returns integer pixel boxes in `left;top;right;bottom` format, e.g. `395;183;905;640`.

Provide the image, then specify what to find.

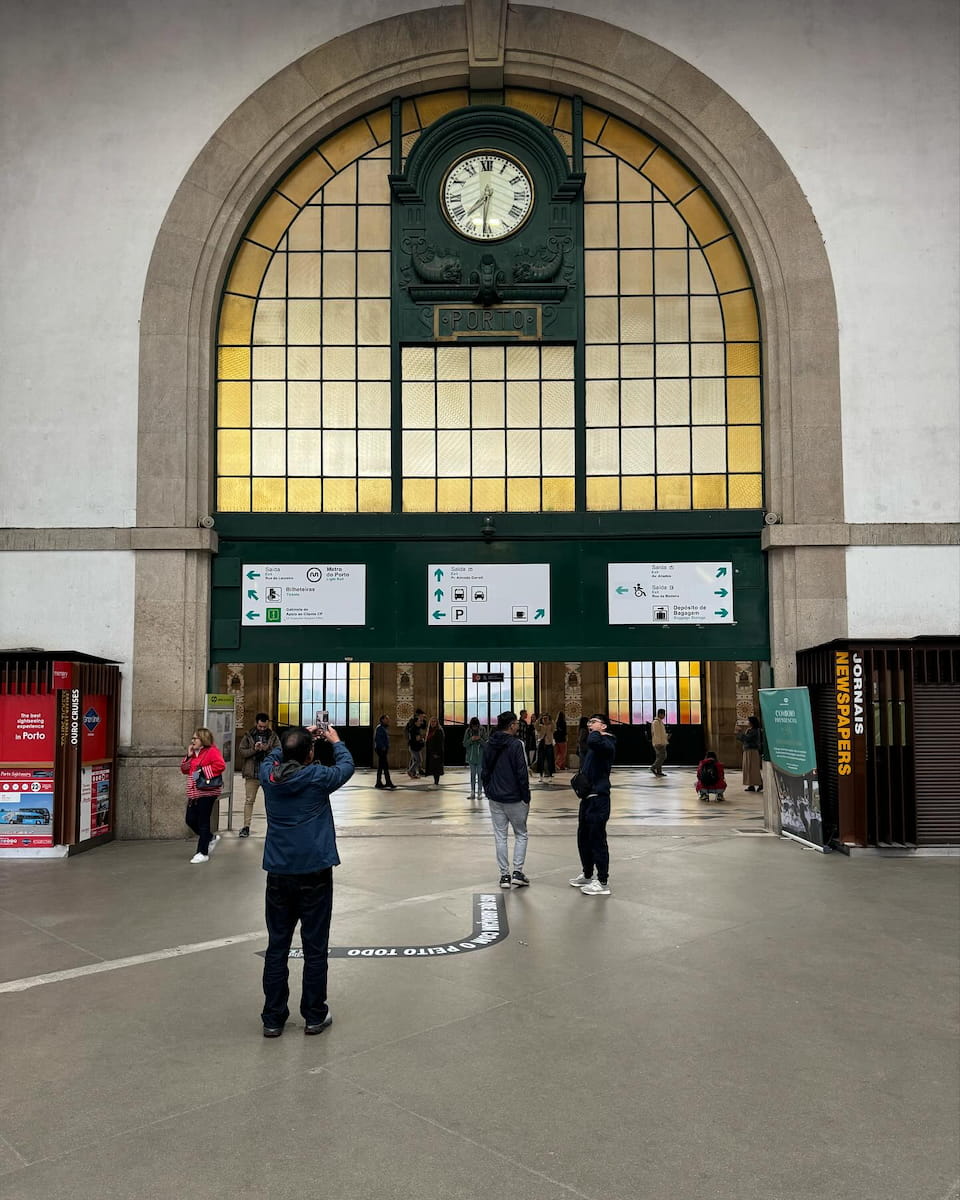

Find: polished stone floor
0;767;957;1200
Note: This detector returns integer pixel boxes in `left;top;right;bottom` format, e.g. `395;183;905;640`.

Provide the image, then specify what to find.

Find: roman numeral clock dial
441;151;534;241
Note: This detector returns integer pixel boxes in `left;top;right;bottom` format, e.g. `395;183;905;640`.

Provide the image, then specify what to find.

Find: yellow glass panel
322;207;356;251
322;164;357;205
288;300;321;343
692;426;726;473
365;107;391;145
728;475;763;508
322;253;355;298
727;378;761;424
252;299;285;345
727;426;762;473
289;381;321;429
689;661;700;677
584;203;618;249
656;345;689;377
584;157;618;202
252;478;286;511
691;344;724;376
260;254;287;298
679;677;690;701
320;119;376;170
403;478;436;512
288;253;321;295
504;88;558;124
621;345;654;378
657;428;691;473
655;296;688;341
693;475;727;509
218;347;250;379
220;295;257;344
657;475;691;509
622;476;655;510
322;381;356;427
287;207;320;252
720;290;760;341
357;430;390;476
599;116;655;168
278;153;335;206
247;192;299;250
542;478;575;511
653;202;688;247
586;345;618;378
726;343;760;376
507;478;540;512
617;162;652;202
358;347;390;379
437;478;471;512
252;381;284;426
217;477;250;511
415;90;469;127
584;250;618;295
357;253;390;297
642;147;697;202
587;477;620;510
586;378;619;427
621;378;654;424
676;188;728;247
323;478;357;512
357;157;391;207
227;242;273;297
587;428;619;474
358;299;389;344
357;206;390;251
252;346;285;378
656;379;690;424
654;250;688;293
620;297;653;341
218;382;250;426
438;430;470;476
473;478;505;512
553;97;573;133
358;478;391;512
690;295;724;341
607;661;620;678
692;378;725;424
287;479;322;512
582;107;606;142
473;430;505;475
704;237;751;293
620;203;653;248
287;347;321;379
217;430;250;475
399;98;419;135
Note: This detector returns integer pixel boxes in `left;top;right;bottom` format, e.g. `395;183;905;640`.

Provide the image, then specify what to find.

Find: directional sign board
428;564;550;626
608;562;734;624
242;564;366;626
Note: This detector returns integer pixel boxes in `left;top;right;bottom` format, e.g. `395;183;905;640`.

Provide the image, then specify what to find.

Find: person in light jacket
463;717;488;798
180;728;226;864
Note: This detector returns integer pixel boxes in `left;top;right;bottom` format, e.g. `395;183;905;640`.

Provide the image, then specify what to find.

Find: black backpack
700;759;719;787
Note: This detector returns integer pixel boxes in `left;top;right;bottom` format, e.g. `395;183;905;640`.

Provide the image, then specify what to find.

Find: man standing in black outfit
258;723;354;1037
570;713;615;896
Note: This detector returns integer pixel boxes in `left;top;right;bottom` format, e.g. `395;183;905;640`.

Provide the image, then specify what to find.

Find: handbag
193;768;223;791
569;771;593;800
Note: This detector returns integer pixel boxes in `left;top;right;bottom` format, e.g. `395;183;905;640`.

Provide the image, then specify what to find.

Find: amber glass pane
218;430;250;476
727;426;762;473
643;147;696;202
358;479;391;512
704;237;751;293
676;189;727;247
507;478;540;512
727;378;761;424
218;383;250;427
598;117;655;168
287;479;322;511
473;478;505;513
437;478;471;512
247;193;298;250
621;476;655;510
728;475;763;508
287;207;320;251
279;154;334;206
657;475;691;509
542;478;575;511
218;478;250;511
403;479;435;512
587;477;620;510
693;475;727;509
323;478;357;512
218;347;250;379
726;343;760;376
252;478;286;511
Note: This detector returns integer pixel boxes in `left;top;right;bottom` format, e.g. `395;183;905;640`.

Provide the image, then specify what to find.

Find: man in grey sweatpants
481;711;532;890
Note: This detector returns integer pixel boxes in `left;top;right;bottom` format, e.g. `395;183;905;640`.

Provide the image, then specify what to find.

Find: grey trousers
488;799;529;872
652;745;668;774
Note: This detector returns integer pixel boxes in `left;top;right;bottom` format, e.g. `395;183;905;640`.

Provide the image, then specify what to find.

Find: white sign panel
242;564;366;626
428;564;550;626
608;562;734;624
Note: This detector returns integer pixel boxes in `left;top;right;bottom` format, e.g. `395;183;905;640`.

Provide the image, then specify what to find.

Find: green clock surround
390;104;584;342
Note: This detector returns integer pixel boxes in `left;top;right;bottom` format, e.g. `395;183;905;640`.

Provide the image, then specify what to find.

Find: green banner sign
758;687;824;849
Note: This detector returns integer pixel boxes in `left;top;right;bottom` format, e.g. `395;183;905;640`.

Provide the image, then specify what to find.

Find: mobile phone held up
315;710;330;734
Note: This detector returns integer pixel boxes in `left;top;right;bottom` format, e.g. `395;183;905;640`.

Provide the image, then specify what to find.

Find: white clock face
441;151;534;241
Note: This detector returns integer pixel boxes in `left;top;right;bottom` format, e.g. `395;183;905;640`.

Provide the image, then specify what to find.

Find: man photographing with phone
237;712;280;838
258;720;354;1038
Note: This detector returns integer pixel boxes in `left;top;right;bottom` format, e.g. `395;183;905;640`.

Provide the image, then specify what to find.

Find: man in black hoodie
570;713;615;896
481;711;531;889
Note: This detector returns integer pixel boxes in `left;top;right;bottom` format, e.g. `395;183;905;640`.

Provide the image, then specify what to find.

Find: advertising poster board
203;694;236;801
758;687;825;851
79;764;111;840
0;694;57;848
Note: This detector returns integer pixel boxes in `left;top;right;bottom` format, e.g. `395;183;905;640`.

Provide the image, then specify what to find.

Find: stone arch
128;4;843;833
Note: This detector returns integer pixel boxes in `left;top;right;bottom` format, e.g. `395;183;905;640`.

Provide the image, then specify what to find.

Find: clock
441;150;534;241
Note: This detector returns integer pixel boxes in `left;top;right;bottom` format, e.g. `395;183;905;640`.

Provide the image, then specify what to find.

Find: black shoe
304;1011;333;1035
499;872;512;889
745;785;755;792
386;784;398;790
239;826;250;838
374;783;385;789
512;870;530;887
262;1025;283;1038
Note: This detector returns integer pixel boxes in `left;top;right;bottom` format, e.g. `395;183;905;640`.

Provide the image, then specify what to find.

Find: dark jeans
577;792;610;884
376;749;393;787
184;795;216;855
262;868;333;1029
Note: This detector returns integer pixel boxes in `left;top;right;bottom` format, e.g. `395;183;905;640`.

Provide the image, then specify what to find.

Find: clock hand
481;190;491;237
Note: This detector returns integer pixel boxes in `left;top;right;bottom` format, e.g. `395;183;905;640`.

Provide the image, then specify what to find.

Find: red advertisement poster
89;765;111;838
0;694;56;765
0;768;55;847
80;695;110;764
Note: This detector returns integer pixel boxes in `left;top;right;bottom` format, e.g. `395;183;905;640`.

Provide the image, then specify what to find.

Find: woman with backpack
695;751;727;801
736;715;764;791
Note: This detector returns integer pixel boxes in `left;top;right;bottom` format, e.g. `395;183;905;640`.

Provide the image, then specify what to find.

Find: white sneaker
190;853;209;864
568;873;592;887
581;879;611;896
207;835;220;856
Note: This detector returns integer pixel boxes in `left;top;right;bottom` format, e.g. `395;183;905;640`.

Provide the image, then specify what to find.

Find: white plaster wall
846;546;960;639
0;552;136;742
1;0;957;527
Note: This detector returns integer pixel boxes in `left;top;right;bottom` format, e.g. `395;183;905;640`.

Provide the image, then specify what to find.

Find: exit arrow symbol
616;586;629;594
714;588;728;598
534;608;545;620
714;608;729;618
434;568;444;582
247;590;259;600
246;610;261;620
715;567;728;578
433;610;446;620
246;570;261;579
434;589;443;602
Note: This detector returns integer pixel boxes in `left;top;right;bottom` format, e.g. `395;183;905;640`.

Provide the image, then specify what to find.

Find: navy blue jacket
259;742;354;874
481;731;530;804
374;723;390;753
582;730;615;796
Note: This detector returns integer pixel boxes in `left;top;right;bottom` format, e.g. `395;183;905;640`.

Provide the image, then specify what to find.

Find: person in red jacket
695;751;727;801
180;727;226;863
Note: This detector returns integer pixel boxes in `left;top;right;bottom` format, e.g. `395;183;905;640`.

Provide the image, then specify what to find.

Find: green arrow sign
247;590;258;600
434;588;443;602
246;570;261;579
715;567;728;577
432;610;446;620
246;610;261;620
714;608;729;618
616;586;629;594
434;568;444;582
534;608;545;620
714;588;728;598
